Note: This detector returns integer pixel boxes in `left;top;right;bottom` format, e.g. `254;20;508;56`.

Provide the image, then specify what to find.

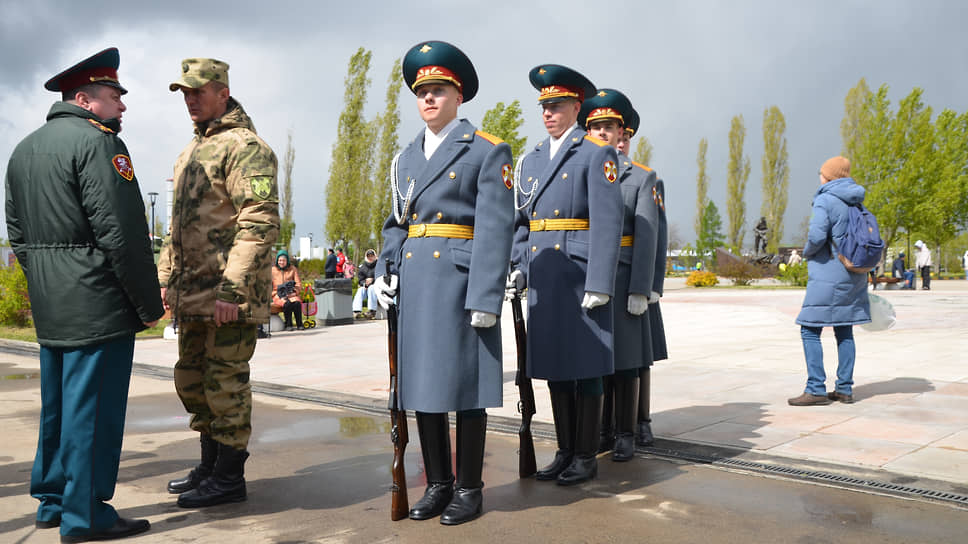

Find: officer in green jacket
5;47;163;542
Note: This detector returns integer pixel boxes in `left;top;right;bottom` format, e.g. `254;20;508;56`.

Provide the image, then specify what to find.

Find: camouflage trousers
174;321;256;449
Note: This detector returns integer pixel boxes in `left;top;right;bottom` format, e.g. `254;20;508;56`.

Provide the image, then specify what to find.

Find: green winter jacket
4;102;164;347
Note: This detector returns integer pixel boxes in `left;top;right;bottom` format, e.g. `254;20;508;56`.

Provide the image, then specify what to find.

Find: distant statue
753;216;769;254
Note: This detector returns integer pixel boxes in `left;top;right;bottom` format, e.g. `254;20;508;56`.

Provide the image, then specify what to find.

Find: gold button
414;224;427;237
449;171;456;179
572;137;579;142
624;161;630;166
528;176;533;182
532;211;537;217
562;173;568;179
538;141;543;146
531;246;537;252
412;213;417;220
406;252;412;259
554;209;560;216
554;244;560;250
436;212;443;219
433;251;440;258
534;219;546;231
463;133;470;138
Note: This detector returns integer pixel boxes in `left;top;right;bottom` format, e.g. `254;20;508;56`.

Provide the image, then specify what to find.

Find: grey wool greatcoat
612;155;658;370
376;119;514;413
648;177;669;361
512;128;623;381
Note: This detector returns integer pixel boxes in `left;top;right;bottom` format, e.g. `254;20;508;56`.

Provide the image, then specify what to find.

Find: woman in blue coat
790;156;871;406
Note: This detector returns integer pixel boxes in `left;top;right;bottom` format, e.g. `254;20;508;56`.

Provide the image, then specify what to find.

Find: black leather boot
168;434;218;493
598;376;614;453
612;375;640;462
177;443;249;508
441;412;485;525
636;368;655;447
409;412;454;520
557;392;601;486
536;391;575;480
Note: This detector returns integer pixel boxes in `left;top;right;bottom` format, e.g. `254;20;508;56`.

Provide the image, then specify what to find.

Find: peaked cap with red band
403;40;479;102
624;107;640;136
579;88;634;129
528;64;596;105
44;47;127;95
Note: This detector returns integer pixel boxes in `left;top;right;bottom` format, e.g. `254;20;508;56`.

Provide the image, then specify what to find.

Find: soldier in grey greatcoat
507;65;623;486
374;40;514;526
580;93;659;462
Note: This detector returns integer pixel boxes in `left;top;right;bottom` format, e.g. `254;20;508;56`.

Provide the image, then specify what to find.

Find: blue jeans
800;325;854;396
352;283;378;312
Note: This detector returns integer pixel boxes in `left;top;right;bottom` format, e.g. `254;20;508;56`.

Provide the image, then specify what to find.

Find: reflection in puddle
2;373;40;380
256;415;389;443
339;416;391;437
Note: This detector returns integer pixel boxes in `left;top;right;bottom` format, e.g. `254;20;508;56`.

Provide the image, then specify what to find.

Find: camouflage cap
169;58;229;91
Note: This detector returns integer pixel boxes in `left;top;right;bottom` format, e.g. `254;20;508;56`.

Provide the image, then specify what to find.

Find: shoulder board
632;161;653;172
87;119;115;134
474;130;504;145
583;134;608;147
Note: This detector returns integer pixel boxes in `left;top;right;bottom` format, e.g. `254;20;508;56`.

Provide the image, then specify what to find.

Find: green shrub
296;258;326;281
777;261;808;286
0;263;32;326
686;270;719;287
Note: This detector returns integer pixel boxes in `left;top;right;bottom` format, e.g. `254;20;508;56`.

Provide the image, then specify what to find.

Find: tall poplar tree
370;58;403;251
279;130;296;252
726;115;750;251
325;47;375;261
695;137;709;242
841;78;872;160
633;136;654;166
481;100;528;158
761;106;789;253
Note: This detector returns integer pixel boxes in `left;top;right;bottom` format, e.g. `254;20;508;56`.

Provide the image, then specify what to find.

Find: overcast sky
3;0;967;254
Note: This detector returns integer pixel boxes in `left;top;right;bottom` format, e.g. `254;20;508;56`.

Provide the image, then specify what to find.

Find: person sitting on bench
892;252;914;289
271;249;303;330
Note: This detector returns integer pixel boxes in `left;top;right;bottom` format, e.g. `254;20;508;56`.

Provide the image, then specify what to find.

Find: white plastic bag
861;292;896;332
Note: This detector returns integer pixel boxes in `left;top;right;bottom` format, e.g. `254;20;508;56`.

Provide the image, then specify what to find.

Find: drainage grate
641;445;968;508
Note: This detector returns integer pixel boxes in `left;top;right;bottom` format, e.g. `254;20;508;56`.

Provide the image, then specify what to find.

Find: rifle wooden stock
511;294;537;478
385;270;409;521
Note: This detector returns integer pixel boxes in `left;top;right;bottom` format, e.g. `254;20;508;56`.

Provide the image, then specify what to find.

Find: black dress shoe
409;481;454;520
556;455;598;486
36;517;60;529
612;433;635;462
60;517;150;542
535;450;573;481
439;486;483;525
636;421;655;447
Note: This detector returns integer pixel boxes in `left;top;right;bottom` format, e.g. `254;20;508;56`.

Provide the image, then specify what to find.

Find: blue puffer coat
795;177;871;327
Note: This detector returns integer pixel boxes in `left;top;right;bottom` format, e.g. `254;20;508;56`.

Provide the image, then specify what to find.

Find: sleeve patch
604;160;617;183
501;163;513;190
475;130;504;145
112;154;134;181
250;176;272;199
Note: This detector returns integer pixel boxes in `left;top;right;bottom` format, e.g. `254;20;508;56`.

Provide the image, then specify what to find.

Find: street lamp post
308;233;314;259
148;191;158;248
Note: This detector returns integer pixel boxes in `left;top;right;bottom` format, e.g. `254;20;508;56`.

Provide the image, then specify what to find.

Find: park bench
869;275;903;290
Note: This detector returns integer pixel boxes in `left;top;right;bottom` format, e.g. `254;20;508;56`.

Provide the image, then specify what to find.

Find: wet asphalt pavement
1;355;965;543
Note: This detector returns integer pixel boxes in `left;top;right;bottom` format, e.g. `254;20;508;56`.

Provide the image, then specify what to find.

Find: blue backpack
837;203;884;274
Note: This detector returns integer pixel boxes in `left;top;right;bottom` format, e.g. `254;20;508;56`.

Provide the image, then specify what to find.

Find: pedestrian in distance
789;156;870;406
507;64;624;486
159;57;280;508
271;249;303;330
914;240;932;290
324;248;337;278
373;40;514;525
892;252;914;289
5;47;163;542
353;249;379;319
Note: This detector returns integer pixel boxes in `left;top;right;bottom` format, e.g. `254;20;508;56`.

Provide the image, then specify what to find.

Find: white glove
627;294;649;315
470;311;498;328
581;291;610;310
374;274;398;310
648;291;660;304
505;269;525;300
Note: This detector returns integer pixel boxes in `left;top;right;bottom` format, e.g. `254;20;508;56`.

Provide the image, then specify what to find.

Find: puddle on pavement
256;415;389;443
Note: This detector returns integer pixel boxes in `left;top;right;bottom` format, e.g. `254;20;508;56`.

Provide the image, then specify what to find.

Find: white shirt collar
423;118;461;160
549;123;579;160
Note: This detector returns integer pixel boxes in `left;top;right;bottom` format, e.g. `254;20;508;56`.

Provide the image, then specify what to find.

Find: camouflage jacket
158;98;280;323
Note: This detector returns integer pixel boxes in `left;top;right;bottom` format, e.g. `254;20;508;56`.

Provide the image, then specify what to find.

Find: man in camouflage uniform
158;58;280;508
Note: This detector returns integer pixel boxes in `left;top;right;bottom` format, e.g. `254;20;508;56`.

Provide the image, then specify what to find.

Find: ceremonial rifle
385;264;409;520
511;284;537;478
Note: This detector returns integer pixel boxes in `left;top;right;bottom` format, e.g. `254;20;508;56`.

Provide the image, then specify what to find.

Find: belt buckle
535;219;546;232
414;224;427;237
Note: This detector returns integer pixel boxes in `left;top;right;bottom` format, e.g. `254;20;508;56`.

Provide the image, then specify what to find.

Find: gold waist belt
408;223;474;239
529;218;590;232
621;235;634;247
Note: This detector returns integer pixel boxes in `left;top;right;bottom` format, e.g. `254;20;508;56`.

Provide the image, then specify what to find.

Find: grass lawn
0;320;171;344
